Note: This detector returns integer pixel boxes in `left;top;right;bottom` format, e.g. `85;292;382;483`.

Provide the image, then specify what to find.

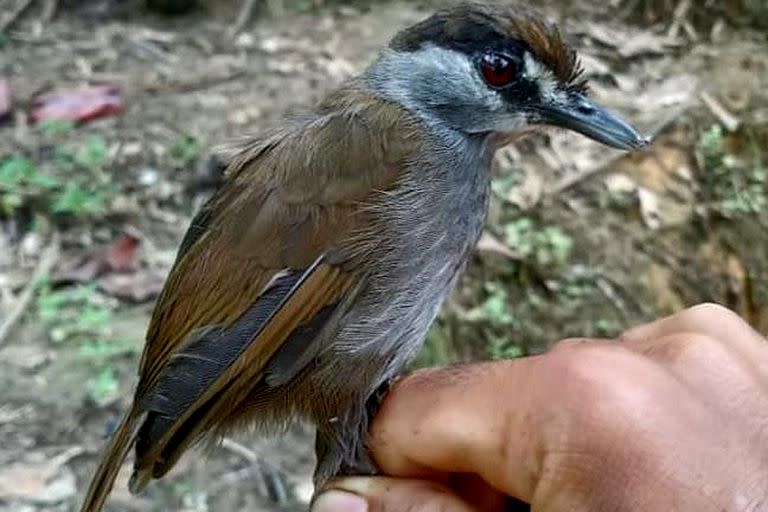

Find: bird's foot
365;376;399;422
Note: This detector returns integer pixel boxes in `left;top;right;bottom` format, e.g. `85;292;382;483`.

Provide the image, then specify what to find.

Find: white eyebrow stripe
522;51;568;104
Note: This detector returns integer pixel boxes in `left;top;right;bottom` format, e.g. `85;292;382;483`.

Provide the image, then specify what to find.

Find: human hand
312;304;768;512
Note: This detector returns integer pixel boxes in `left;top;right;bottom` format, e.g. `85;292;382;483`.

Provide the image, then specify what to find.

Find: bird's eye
479;52;517;88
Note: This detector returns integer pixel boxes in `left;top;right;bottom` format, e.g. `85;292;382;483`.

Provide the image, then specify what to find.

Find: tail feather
79;407;142;512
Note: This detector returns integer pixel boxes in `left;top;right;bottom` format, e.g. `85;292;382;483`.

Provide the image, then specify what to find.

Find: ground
0;1;766;511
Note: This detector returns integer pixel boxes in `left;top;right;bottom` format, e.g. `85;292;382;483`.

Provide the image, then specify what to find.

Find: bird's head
365;3;647;150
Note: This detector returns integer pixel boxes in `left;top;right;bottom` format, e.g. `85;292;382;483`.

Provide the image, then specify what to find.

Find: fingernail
330;476;374;495
312;490;368;512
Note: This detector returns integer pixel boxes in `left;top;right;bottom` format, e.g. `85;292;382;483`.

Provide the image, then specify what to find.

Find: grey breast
329;129;492;386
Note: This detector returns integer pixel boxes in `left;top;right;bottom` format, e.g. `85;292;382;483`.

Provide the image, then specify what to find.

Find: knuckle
543;344;641;420
682;302;744;327
542;343;672;450
641;332;726;365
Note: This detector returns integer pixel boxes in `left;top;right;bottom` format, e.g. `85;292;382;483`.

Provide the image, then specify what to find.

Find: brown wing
128;89;423;486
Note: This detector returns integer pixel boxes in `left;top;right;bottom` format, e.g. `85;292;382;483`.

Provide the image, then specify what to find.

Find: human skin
312;304;768;512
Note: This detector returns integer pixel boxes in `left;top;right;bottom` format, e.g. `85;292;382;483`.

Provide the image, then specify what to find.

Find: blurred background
0;0;766;510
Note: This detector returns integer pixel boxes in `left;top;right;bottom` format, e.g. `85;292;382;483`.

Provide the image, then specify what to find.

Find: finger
621;303;768;378
317;477;481;512
621;303;766;352
627;332;768;422
368;360;547;502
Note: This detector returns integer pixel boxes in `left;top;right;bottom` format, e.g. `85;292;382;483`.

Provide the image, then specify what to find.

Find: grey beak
538;94;650;150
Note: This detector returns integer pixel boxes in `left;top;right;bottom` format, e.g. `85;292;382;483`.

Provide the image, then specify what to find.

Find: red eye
480;52;516;88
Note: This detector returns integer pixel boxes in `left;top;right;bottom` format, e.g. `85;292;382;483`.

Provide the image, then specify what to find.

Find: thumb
311;476;479;512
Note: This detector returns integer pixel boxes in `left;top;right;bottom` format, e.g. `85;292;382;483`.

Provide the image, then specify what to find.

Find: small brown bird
80;3;647;510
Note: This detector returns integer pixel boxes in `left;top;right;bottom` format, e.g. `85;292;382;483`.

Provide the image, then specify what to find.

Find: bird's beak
536;93;650;150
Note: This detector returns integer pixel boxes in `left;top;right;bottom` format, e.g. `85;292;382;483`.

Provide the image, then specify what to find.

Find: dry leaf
30;86;123;124
638;187;662;230
103;233;141;272
476;232;521;260
584;22;673;56
646;263;685;313
505;167;544;209
604;173;637;194
0;447;83;504
98;270;164;302
634;74;698;110
618;32;670;58
0;343;51;370
322;56;357;81
578;53;611;76
56;233;141;284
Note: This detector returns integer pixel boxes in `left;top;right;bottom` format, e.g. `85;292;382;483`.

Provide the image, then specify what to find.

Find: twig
596;277;631;322
220;438;260;463
0;0;36;32
142;69;247;95
700;91;741;132
682;20;698;42
42;0;57;23
667;0;692;39
219;438;291;504
0;232;60;347
228;0;258;37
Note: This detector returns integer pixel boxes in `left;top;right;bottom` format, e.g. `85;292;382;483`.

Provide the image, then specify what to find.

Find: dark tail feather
79;407;142;512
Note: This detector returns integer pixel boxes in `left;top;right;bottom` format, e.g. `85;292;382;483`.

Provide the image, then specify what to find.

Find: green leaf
78;339;136;360
39;119;76;137
75;136;108;169
51;183;105;214
52;144;76;172
0;156;35;187
488;335;524;360
87;367;119;404
76;306;112;332
170;135;202;165
27;171;61;189
1;193;22;213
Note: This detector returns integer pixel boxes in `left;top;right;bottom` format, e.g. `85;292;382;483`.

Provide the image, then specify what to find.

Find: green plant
170;135;203;166
503;217;573;267
36;283;135;404
488;335;524;360
86;367;120;405
0;134;115;220
39;119;76;137
466;282;515;326
698;124;767;217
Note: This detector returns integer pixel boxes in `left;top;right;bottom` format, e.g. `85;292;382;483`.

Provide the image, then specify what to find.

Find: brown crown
391;2;585;89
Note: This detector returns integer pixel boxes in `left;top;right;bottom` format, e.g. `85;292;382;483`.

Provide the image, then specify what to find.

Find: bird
79;3;647;510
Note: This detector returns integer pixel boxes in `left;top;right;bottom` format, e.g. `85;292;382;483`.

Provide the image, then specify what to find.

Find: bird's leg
365;376;398;423
314;418;376;490
313;377;399;490
349;376;400;475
